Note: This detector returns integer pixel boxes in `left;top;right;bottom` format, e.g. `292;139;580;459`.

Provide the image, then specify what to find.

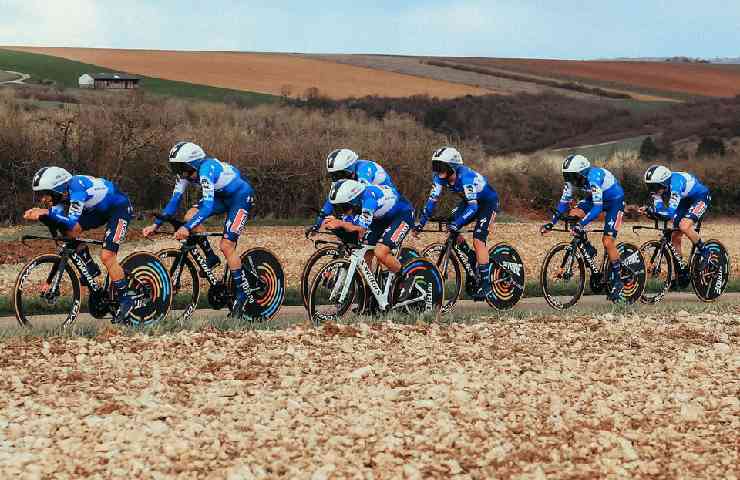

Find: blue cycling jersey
315;159;398;225
156;157;254;230
652;172;709;219
418;165;498;230
46;175;128;230
350;185;412;230
555;167;624;226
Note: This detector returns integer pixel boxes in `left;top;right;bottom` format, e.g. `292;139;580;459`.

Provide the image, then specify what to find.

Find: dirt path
4;293;739;332
0;70;28;84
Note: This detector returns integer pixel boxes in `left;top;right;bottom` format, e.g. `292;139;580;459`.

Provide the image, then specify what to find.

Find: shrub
696;136;726;157
639;136;659;161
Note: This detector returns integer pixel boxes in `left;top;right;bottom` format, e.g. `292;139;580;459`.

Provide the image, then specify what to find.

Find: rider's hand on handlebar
23;208;48;221
571;224;586;237
174;226;190;241
540;222;554;235
304;225;319;239
411;223;423;238
142;224;159;238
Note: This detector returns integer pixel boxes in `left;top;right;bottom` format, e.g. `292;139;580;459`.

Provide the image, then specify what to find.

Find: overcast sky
1;0;738;59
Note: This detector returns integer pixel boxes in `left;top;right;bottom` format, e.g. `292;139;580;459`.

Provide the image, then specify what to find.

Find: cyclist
540;154;626;301
141;142;255;317
641;165;711;279
413;147;499;301
324;179;414;276
305;148;398;239
23;167;134;323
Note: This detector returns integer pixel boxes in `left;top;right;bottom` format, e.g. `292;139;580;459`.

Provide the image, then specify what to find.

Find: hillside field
5;47;488;99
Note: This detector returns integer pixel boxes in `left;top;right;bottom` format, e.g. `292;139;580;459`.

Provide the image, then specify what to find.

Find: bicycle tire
307;259;366;325
690;239;730;302
421;242;462;313
639;240;672;304
13;254;81;328
156;248;200;322
300;245;343;311
540;242;585;310
487;242;525;310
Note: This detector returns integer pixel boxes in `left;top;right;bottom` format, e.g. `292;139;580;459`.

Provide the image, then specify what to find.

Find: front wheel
307;259;366;326
540;242;585;310
13;254;81;328
389;257;443;316
120;252;173;326
157;248;200;322
300;245;344;311
639;240;672;304
421;242;462;313
487;242;525;310
690;239;730;302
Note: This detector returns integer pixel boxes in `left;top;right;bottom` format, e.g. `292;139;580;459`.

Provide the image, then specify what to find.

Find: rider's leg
471;199;497;299
221;196;253;315
100;203;134;322
373;209;414;274
375;244;401;273
602;201;625;300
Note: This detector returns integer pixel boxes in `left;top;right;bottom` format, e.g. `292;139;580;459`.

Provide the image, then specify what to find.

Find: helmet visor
563;172;584;186
170;162;195;177
34;189;63;205
332;202;358;216
330;170;354;182
646;182;666;193
432;160;454;176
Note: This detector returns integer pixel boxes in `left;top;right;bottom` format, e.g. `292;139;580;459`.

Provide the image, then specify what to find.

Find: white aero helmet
326;148;359;181
431;146;463;175
328;179;366;212
644;165;672;192
562;154;591;185
169;141;206;175
32;166;72;195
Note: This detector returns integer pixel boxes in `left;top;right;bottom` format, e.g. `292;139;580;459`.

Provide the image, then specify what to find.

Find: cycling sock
112;278;128;300
477;263;491;290
231;269;247;300
610;260;622;283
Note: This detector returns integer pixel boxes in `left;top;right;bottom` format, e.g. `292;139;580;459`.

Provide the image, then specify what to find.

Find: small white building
78;73;94;88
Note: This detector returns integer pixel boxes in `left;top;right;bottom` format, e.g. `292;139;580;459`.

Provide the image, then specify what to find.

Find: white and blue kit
418;165;499;241
44;175;132;252
156;157;254;242
554;167;625;237
346;185;414;249
314;159;397;228
652;172;710;228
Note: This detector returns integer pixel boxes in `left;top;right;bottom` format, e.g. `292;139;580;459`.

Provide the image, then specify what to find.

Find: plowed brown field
9;47;490;99
452;58;740;98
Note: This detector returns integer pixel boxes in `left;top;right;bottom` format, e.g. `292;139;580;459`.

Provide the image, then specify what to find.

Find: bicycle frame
633;217;702;273
334;245;393;311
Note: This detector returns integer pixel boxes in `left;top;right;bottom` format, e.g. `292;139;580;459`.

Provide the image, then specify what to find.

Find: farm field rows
0;307;737;478
6;47;488;99
447;58;740;98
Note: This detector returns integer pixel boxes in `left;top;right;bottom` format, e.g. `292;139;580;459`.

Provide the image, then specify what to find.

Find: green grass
0;48;277;106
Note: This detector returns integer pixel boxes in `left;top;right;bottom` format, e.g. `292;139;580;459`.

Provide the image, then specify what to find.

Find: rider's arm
312;197;334;228
451;183;479;230
552;183;573;224
154;178;189;226
46;187;85;231
654;177;682;218
579;184;603;226
417;177;443;227
183;169;217;231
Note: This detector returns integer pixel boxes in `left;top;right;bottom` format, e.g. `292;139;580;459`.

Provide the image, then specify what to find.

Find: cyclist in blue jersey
306;148;399;239
412;147;499;301
641;165;711;275
142;142;255;316
540;154;626;301
24;167;135;322
323;179;414;274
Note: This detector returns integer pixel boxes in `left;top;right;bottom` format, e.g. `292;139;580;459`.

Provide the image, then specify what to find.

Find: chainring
207;282;231;310
589;271;604;294
88;288;111;319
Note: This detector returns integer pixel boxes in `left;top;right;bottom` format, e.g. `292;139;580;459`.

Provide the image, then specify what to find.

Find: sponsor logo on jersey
690;201;707;217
